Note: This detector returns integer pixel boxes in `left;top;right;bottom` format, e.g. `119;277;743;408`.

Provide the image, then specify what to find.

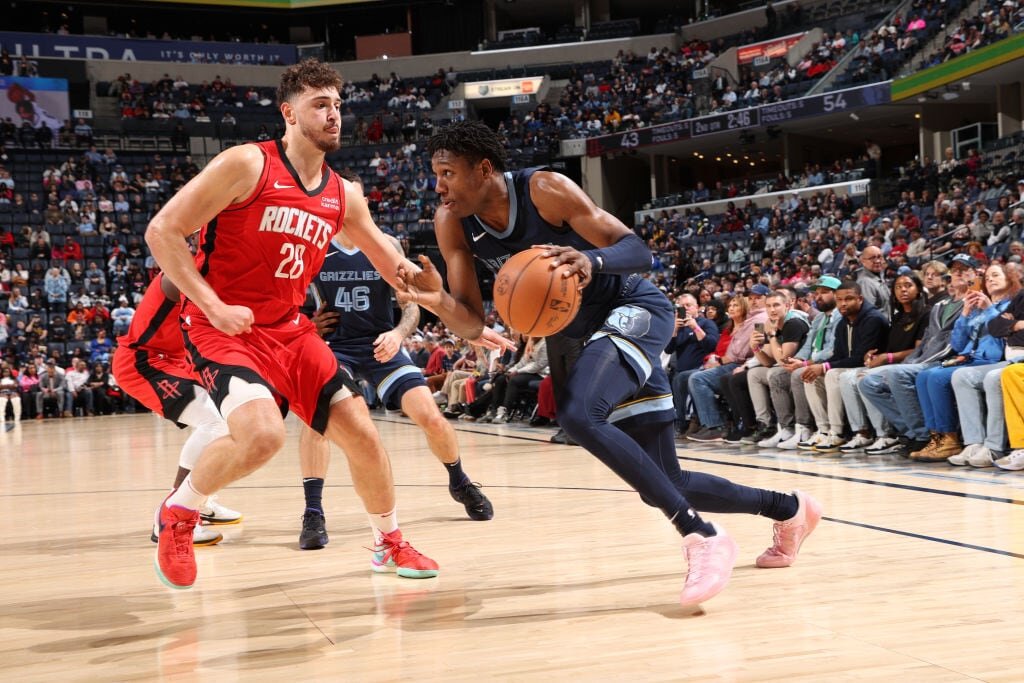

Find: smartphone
754;323;765;334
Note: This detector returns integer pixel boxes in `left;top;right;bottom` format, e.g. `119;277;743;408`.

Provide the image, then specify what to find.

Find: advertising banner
465;77;544;100
737;33;807;65
0;31;297;64
585;82;892;156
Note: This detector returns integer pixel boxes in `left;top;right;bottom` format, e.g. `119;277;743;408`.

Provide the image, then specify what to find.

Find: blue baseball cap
749;284;771;296
950;253;979;270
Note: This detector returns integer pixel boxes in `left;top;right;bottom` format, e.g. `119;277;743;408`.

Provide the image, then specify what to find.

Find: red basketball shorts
112;346;198;426
181;309;353;433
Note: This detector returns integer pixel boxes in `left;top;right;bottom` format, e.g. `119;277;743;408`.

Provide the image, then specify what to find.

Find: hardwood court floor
1;413;1023;682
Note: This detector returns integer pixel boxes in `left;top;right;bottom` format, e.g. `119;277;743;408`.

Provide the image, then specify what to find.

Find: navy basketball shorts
332;345;427;409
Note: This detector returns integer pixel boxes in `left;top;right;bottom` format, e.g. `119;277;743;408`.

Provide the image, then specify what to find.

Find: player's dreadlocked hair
277;58;343;105
427;120;506;172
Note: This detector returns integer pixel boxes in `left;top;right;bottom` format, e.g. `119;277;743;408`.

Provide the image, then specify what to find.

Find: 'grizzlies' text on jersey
311;241;396;347
459;166;630;338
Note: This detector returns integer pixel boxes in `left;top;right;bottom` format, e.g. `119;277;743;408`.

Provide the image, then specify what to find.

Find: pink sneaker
679;523;738;610
756;490;822;568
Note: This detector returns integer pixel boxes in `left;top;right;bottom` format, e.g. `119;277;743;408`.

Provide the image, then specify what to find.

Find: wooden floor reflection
2;413;1023;681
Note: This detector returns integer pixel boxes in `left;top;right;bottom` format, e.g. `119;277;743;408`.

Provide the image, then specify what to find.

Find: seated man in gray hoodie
858;254;974;455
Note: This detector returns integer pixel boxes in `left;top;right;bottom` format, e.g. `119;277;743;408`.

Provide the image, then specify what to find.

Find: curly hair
427;120;506;171
276;58;342;105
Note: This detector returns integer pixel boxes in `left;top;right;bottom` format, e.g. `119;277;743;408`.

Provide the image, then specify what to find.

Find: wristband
887;352;894;364
803;359;809;367
582;233;649;275
822;362;831;372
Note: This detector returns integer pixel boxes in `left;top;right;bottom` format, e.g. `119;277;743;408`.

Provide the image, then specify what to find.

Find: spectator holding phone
666;293;719;436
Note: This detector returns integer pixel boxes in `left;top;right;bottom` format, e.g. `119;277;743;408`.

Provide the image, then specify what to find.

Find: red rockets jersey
117;272;186;358
190;139;346;325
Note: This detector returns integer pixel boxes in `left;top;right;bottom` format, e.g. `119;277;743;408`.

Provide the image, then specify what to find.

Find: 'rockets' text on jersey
190;139;346;325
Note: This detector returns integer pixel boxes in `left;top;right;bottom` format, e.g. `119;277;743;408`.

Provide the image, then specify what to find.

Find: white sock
367;508;399;546
166;474;209;511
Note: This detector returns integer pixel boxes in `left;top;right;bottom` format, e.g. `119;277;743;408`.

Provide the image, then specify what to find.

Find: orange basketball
493;247;582;336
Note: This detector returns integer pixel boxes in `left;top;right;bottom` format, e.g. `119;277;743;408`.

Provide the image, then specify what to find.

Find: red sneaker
679;523;738;610
756;490;822;568
155;497;200;589
370;529;439;579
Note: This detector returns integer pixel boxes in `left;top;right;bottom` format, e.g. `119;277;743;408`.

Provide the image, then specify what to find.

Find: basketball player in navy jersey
296;171;493;550
397;121;822;610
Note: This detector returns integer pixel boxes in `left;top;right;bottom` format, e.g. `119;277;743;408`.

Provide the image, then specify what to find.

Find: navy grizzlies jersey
460;166;630;338
311;241;396;347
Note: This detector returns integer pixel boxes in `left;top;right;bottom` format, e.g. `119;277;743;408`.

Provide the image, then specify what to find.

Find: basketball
493;247;582;336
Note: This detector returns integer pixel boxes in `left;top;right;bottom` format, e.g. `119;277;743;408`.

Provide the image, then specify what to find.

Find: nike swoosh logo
274;180;295;189
294;314;302;325
472;232;487;242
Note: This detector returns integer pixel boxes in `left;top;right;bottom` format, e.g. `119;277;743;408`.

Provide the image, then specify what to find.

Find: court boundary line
675;453;1024;506
823;516;1024;559
398;417;1024;506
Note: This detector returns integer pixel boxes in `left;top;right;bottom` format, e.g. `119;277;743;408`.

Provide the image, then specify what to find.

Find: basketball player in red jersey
111;272;243;547
145;59;438;589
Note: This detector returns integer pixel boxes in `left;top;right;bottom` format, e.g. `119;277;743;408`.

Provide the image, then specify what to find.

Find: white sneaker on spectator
839;433;874;454
778;426;812;450
797;431;826;451
813;433;846;453
432;391;446;406
864;436;901;454
967;446;995;468
758;426;792;448
947;443;980;466
994;449;1024;470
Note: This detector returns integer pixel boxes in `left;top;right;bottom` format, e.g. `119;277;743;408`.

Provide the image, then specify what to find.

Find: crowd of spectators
98;70;452;144
834;0;962;86
549;36;851;140
916;0;1023;71
644;156;868;213
623;135;1024;471
837;0;1022;89
659;249;1024;471
0;141;205;421
0;50;40;78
